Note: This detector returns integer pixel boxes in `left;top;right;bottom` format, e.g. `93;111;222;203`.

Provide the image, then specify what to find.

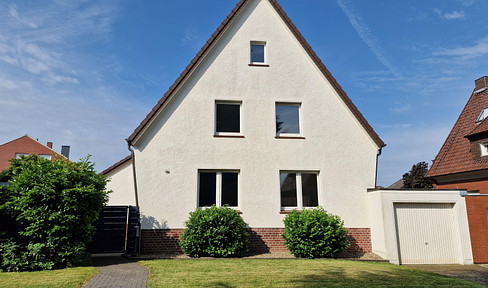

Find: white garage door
394;203;459;264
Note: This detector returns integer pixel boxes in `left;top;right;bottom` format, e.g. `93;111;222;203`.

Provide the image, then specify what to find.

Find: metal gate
87;205;140;255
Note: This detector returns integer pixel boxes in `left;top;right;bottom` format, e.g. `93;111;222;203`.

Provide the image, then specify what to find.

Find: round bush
0;155;109;271
282;207;349;259
180;205;248;257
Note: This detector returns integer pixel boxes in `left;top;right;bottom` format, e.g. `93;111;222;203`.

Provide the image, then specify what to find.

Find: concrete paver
83;256;148;288
406;264;488;286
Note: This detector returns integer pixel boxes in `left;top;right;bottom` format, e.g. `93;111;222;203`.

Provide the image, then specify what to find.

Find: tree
0;155;109;271
402;161;433;189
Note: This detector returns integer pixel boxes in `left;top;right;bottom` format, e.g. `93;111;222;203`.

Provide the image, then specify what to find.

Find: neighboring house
388;179;404;189
0;135;70;171
105;0;473;264
426;76;488;263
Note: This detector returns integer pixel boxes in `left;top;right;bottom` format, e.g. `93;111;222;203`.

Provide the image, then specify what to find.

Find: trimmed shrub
180;205;248;257
282;207;349;259
0;155;109;271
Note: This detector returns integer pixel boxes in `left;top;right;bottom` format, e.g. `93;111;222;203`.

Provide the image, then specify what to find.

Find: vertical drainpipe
126;138;141;255
126;139;140;207
375;146;385;188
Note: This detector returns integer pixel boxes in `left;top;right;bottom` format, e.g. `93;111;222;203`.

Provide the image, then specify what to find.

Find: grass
140;259;485;288
0;266;97;288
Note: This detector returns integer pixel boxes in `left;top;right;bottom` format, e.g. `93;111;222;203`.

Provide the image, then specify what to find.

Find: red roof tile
126;0;384;149
427;88;488;178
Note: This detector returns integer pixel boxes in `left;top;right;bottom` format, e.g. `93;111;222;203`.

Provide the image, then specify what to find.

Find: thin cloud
0;1;117;85
337;0;401;79
434;37;488;60
434;8;466;20
389;104;411;113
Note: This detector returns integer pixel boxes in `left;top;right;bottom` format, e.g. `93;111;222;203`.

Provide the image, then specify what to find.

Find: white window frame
476;107;488;122
480;142;488;156
250;41;266;64
39;154;52;160
280;171;319;211
15;153;28;159
275;102;302;137
197;170;239;209
214;101;243;136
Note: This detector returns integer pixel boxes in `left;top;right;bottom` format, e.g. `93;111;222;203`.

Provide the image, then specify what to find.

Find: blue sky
1;0;487;186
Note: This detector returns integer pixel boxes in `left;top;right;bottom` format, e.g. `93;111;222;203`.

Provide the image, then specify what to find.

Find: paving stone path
407;264;488;286
83;256;148;288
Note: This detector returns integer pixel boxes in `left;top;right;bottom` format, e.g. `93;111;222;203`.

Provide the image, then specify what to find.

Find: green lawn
140;259;485;288
0;267;97;288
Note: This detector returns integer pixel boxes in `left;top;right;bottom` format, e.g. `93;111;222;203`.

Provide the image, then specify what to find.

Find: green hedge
0;155;109;271
282;207;349;258
180;205;248;257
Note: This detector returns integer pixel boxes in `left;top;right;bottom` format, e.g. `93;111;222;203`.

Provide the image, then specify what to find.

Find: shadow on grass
289;265;481;288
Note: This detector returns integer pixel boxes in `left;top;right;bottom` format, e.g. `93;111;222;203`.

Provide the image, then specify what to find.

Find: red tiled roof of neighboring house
100;155;132;176
466;117;488;138
426;85;488;178
0;135;66;171
126;0;385;149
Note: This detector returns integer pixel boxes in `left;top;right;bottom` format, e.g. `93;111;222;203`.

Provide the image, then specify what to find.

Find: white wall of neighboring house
105;161;136;206
368;189;473;265
131;0;380;230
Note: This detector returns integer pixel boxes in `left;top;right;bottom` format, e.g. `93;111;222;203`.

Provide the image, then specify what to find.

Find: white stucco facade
105;160;137;206
130;0;381;230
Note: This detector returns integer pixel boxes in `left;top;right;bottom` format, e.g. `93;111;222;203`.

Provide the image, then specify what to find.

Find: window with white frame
215;102;241;135
480;142;488;156
250;42;265;64
39;154;52;160
276;103;301;136
280;172;318;209
198;171;238;207
477;107;488;122
15;153;28;159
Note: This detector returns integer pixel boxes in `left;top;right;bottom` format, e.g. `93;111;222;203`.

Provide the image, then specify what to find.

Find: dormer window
480;142;488;156
476;107;488;122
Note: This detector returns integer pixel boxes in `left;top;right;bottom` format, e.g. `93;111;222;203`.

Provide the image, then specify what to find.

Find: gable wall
133;0;379;229
0;136;60;171
105;161;136;206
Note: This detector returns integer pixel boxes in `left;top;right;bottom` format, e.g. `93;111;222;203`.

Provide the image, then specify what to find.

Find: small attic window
476;107;488;122
250;42;265;64
480;142;488;156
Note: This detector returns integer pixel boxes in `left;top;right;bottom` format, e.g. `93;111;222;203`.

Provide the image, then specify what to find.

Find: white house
103;0;473;264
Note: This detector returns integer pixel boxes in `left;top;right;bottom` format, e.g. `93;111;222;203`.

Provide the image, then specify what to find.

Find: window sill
280;210;302;214
248;63;269;67
275;136;305;139
214;134;245;138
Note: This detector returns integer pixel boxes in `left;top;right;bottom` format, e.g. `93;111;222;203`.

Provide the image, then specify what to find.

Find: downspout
126;138;141;255
126;139;139;207
375;145;385;188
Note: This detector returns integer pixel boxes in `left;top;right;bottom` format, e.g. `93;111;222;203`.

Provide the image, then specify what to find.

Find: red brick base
140;227;371;256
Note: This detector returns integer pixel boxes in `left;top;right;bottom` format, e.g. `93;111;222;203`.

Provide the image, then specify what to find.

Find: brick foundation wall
140;227;371;256
465;196;488;263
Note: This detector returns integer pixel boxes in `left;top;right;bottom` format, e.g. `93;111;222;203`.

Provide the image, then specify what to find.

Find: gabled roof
100;155;132;176
427;87;488;178
0;135;66;171
127;0;384;148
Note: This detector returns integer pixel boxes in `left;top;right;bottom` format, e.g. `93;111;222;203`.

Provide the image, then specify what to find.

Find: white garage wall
368;189;473;265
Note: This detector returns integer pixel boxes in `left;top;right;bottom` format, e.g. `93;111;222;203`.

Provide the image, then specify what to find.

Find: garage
368;189;473;265
394;203;459;264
